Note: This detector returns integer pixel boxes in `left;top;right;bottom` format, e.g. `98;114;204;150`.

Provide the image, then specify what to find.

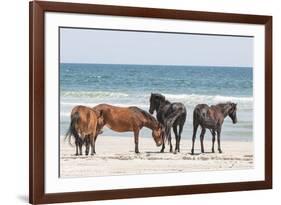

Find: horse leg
217;127;222;153
79;139;83;155
92;134;98;154
191;123;199;155
160;142;165;152
178;124;184;153
160;125;166;153
75;138;79;156
211;129;216;153
90;135;95;155
200;128;206;153
85;136;90;155
169;130;173;153
134;129;140;154
173;125;179;153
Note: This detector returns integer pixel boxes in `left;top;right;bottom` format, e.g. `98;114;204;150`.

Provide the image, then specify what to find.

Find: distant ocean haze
60;63;253;141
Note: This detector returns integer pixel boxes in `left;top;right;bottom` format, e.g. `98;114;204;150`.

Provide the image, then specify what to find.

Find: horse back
93;104;144;132
157;102;186;126
193;104;224;127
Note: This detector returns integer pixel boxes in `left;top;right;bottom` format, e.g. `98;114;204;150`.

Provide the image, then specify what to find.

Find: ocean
60;63;253;141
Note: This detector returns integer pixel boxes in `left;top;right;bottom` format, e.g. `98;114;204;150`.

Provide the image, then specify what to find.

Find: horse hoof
160;149;164;153
212;150;215;153
218;150;223;154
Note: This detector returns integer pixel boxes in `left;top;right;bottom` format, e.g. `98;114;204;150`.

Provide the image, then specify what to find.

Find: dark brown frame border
29;1;272;204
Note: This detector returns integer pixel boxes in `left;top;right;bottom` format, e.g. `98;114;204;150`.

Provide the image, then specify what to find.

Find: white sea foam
61;91;129;98
60;102;148;108
149;94;253;109
62;91;252;103
60;92;253;112
162;93;252;103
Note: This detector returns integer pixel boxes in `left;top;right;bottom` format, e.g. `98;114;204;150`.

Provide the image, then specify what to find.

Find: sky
60;27;253;67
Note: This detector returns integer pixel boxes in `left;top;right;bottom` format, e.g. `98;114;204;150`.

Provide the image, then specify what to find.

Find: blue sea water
60;63;253;141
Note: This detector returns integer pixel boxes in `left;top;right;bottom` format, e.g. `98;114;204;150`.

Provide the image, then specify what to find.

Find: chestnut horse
65;105;104;155
191;102;237;155
93;104;164;153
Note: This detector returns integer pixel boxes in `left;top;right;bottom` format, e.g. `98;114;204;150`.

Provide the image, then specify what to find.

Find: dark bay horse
65;105;105;155
149;93;186;153
93;104;164;153
191;102;237;155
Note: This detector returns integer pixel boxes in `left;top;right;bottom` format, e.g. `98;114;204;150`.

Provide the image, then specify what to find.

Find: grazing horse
93;104;164;153
191;102;237;155
149;93;187;153
65;105;105;155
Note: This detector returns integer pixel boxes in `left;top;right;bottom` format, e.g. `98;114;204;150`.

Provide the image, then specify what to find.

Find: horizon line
60;62;252;68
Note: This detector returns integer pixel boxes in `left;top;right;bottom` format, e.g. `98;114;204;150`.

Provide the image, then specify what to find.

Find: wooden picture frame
29;1;272;204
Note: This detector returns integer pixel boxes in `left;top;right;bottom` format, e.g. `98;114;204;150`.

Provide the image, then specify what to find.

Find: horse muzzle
156;140;163;147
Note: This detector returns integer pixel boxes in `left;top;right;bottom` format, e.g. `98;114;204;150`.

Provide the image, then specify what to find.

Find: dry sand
60;135;253;178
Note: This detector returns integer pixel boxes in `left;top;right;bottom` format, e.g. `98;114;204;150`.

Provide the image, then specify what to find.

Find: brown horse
65;105;104;155
191;102;237;155
93;104;164;153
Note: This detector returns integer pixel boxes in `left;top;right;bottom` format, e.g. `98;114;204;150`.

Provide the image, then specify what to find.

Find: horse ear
94;109;103;118
99;110;103;117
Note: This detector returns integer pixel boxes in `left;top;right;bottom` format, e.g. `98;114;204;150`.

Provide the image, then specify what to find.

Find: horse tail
164;107;186;144
193;107;200;127
65;112;80;146
166;108;186;129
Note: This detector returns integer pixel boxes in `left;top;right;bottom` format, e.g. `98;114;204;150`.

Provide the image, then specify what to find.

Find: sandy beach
60;135;253;178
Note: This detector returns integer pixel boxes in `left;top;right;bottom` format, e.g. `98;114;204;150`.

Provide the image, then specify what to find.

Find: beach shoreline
60;135;254;178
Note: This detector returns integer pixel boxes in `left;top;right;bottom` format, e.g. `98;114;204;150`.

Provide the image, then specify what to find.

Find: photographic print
30;2;272;203
59;27;254;178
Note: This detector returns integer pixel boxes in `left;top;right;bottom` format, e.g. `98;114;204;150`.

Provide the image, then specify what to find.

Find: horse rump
65;112;81;146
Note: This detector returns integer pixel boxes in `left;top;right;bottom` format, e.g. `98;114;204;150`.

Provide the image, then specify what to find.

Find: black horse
191;102;237;155
149;93;187;153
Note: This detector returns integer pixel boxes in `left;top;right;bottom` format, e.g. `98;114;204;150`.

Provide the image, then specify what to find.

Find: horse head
228;103;237;124
149;93;165;114
93;109;105;128
152;123;164;146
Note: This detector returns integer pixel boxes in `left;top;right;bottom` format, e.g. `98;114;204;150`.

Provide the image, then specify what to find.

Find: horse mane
164;99;171;104
216;102;232;107
152;93;171;105
215;102;233;115
129;106;158;124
